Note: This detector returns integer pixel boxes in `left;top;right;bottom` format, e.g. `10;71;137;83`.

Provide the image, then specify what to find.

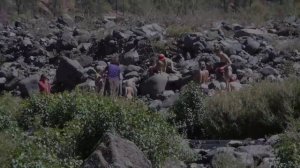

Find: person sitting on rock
214;47;233;92
229;74;242;91
124;80;137;100
156;54;177;73
39;74;51;94
193;61;210;84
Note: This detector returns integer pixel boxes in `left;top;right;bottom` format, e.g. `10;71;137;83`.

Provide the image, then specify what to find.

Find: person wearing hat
156;54;176;73
39;74;51;94
214;47;233;91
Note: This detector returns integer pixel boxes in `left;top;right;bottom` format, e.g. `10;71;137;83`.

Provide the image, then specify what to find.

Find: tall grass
172;78;300;139
204;78;300;138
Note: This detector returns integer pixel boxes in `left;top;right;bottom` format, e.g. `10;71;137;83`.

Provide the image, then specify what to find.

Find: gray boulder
162;93;179;108
260;66;279;77
55;56;86;90
18;75;40;98
0;77;6;91
208;147;254;168
58;31;78;50
141;23;164;39
235;29;266;38
257;157;276;168
162;158;187;168
237;145;275;165
82;133;152;168
75;56;94;67
78;43;92;52
77;79;95;92
125;71;139;79
140;73;168;98
125;65;143;74
149;100;163;111
244;37;261;55
120;50;139;66
221;39;243;55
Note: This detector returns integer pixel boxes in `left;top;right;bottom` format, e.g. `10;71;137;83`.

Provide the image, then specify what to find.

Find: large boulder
18;75;40;98
220;39;243;55
55;56;86;90
140;23;164;39
260;66;279;77
120;50;139;66
75;55;93;67
235;29;266;38
244;37;261;55
140;73;169;98
58;31;78;51
237;145;275;165
208;147;255;168
82;133;152;168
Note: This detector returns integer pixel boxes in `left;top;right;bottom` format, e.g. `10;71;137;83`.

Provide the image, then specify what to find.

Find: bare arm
221;52;232;65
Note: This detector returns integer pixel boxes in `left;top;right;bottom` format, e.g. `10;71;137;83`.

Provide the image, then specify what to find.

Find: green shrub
0;93;20;130
204;79;300;138
276;119;300;168
166;25;193;37
171;79;300;139
204;79;300;139
171;82;206;137
0;132;19;167
18;91;194;167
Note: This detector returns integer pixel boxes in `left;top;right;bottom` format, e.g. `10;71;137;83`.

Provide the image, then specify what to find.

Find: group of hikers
38;46;238;98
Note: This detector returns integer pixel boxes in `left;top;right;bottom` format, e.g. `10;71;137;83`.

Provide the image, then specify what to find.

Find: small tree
171;82;206;137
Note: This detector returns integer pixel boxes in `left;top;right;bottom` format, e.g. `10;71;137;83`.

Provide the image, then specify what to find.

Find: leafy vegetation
1;0;300;24
0;91;195;167
171;82;206;138
171;78;300;139
276;119;300;168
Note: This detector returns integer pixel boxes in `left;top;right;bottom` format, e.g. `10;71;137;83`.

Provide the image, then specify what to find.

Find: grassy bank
172;78;300;139
0;92;194;167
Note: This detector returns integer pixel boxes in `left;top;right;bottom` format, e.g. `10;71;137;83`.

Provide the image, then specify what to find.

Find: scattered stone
55;56;86;90
18;75;40;98
228;140;244;148
82;133;152;168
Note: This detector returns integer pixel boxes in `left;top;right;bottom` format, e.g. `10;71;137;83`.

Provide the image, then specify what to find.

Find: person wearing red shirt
39;74;51;94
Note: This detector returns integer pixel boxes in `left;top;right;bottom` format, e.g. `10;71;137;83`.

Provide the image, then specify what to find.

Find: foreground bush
18;91;194;167
171;82;206;138
205;78;300;138
0;93;20;130
276;119;300;168
172;78;300;139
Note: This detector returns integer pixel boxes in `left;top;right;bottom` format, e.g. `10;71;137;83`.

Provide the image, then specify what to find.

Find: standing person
107;57;121;97
95;68;105;96
214;47;233;91
39;74;51;94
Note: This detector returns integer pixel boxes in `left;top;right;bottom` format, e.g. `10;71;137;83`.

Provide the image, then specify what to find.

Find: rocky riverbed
1;15;299;168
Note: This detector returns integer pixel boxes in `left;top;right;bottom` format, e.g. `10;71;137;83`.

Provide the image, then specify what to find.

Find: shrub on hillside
171;78;300;139
166;25;193;37
276;119;300;168
18;91;195;167
204;78;300;139
0;93;20;130
171;82;206;137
